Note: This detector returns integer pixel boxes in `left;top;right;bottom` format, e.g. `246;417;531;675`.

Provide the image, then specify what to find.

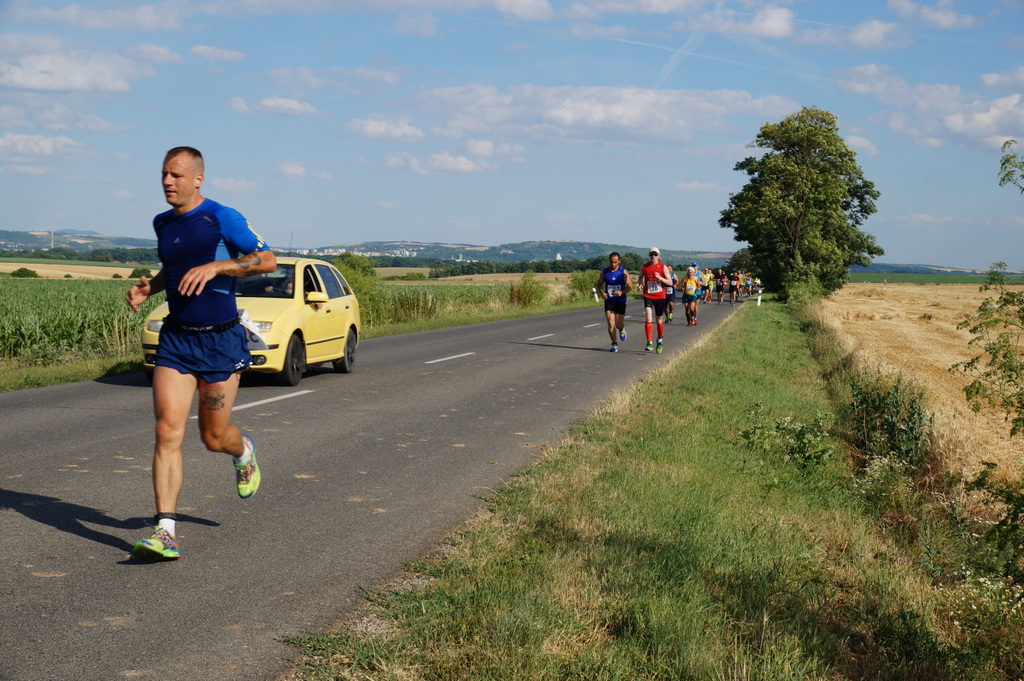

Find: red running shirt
640;262;668;300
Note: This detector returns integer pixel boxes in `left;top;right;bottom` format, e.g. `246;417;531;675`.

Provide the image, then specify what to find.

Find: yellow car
142;257;360;386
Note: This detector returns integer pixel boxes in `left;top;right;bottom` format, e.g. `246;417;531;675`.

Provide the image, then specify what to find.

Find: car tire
332;328;357;374
276;333;305;386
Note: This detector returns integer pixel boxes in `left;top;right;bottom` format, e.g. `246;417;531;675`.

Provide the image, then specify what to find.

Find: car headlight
145;319;164;333
249;320;273;333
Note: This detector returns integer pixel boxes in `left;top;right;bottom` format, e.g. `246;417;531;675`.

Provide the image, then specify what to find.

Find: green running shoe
645;342;653;352
235;434;261;499
133;526;180;561
656;340;664;354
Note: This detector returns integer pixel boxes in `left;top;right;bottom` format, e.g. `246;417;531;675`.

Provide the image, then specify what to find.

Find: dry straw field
817;282;1024;483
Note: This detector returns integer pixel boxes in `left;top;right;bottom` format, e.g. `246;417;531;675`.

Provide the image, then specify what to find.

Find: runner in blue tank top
596;252;632;352
125;146;277;561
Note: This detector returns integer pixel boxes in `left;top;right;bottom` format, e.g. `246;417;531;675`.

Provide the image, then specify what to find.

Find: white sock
235;441;252;466
158;518;176;535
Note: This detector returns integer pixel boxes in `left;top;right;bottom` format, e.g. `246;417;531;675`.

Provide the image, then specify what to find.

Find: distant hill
327;240;732;266
0;229;157;251
0;229;1000;273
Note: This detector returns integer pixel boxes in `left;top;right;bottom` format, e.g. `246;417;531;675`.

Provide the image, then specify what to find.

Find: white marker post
592;287;599;302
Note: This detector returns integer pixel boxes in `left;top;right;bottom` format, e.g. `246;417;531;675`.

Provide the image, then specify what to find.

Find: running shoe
667;312;673;321
235;434;261;499
610;343;618;352
656;340;664;354
619;330;627;341
133;526;180;561
645;342;653;352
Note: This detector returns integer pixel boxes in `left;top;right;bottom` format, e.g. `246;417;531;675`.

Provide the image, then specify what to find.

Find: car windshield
235;264;296;299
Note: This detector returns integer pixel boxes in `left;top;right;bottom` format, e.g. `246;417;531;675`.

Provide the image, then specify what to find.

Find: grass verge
284;299;959;680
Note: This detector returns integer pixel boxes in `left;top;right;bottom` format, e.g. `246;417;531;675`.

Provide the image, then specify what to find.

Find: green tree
725;247;756;274
999;139;1024;194
719;106;882;302
334;252;377;278
10;267;38;278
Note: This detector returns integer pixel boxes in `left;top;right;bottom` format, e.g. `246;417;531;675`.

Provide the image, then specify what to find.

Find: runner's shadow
0;488;218;553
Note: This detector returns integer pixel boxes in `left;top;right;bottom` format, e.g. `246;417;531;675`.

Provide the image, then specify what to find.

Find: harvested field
817;282;1024;481
0;262;137;280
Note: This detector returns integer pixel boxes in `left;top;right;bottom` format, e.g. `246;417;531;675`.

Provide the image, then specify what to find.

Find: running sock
645;322;653;342
155;513;176;535
236;437;253;466
657;321;664;338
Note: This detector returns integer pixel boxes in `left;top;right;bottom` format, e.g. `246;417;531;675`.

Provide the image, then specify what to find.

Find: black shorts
604;300;626;315
643;297;668;317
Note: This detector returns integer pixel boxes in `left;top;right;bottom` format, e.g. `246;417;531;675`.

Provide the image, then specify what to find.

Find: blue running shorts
154;323;251;383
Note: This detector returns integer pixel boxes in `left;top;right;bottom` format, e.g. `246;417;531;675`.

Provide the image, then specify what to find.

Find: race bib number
607;284;622;296
646;280;662;294
685;282;697;294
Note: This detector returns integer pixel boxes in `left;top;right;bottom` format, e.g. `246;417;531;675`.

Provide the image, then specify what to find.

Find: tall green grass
286;300;976;680
0;279;163;363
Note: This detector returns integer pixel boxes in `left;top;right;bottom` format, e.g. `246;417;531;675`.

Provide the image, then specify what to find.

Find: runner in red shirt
638;247;672;353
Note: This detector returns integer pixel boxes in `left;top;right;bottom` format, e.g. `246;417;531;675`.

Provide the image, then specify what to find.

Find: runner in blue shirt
125;146;277;561
596;252;632;352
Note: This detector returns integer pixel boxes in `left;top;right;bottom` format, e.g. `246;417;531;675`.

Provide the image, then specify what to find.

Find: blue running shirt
601;266;628;302
154;198;271;326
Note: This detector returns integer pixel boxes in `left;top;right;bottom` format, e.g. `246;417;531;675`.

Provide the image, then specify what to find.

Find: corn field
0;279;163;365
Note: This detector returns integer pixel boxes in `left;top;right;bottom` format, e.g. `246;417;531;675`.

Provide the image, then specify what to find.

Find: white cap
649;247;660;255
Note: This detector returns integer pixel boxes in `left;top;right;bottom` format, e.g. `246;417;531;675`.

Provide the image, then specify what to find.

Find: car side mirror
305;291;329;304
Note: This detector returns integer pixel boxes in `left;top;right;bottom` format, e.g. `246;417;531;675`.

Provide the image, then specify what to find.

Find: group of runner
597;249;757;354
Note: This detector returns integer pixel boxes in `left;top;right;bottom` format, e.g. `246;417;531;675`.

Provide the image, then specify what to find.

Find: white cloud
384;150;492;174
233;96;315;116
847;135;880;156
896;213;954;222
887;0;979;29
671;6;796;39
347;118;426;141
12;2;190;30
210;177;258;193
798;19;908;50
982;66;1024;90
278;160;333;179
191;45;246;62
0;51;153;91
570;23;635;39
675;180;728;192
122;43;182;63
0;132;85;173
466;139;527;161
419;84;798;145
0;34;64;53
394;12;440;36
837;64;1024;149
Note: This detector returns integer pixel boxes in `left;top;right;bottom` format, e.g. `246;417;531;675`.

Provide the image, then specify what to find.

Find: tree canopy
719;106;882;301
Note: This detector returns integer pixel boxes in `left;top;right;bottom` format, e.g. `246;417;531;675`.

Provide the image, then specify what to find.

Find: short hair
609;251;621;260
164;146;204;174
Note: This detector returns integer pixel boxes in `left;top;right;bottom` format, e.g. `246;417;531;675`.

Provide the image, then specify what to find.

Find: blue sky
1;0;1023;269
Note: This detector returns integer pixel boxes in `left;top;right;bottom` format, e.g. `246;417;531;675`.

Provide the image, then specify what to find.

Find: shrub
846;367;933;472
11;267;38;278
567;269;600;299
129;268;152;279
509;272;548;307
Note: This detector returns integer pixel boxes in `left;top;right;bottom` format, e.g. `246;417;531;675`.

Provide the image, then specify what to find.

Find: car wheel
276;333;305;386
332;328;357;374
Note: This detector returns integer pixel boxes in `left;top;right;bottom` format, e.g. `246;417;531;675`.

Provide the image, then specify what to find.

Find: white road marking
425;352;476;364
189;390;315;419
527;334;554;341
583;323;601;328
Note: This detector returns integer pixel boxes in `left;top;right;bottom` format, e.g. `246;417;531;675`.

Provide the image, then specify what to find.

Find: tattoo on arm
233;252;263;276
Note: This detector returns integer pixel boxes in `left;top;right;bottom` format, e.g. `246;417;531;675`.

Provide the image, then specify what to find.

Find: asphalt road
0;299;740;681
